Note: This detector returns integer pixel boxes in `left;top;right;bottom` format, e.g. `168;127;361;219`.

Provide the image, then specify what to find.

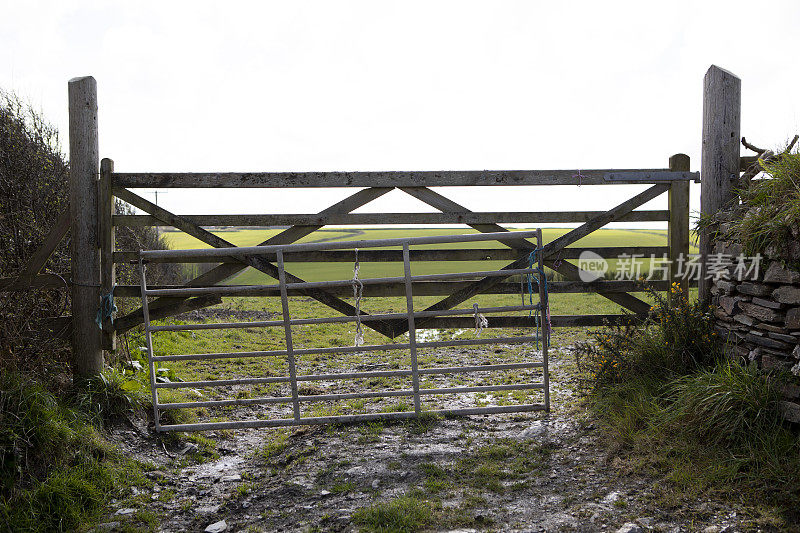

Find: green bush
576;284;723;390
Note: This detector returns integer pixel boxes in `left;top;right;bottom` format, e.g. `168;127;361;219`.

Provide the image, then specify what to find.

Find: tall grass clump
0;371;146;532
663;361;784;446
66;368;150;427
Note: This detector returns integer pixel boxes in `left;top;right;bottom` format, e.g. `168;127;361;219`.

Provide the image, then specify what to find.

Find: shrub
577;287;800;513
575;284;724;390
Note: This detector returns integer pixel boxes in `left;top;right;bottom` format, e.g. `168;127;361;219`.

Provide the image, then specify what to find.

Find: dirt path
94;343;768;533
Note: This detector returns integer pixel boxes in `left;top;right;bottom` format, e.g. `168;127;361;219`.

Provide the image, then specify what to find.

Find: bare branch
742;137;768;154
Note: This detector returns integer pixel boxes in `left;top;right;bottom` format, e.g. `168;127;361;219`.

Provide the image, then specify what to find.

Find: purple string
572;170;586;186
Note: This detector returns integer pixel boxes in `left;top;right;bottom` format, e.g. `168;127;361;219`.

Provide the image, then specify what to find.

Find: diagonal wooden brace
18;207;71;283
113;187;396;336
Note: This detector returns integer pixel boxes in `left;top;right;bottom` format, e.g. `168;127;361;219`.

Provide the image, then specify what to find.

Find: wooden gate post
68;76;103;378
700;65;741;303
100;158;116;351
668;154;690;298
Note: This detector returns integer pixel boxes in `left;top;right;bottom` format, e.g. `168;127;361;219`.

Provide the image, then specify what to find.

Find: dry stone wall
711;239;800;422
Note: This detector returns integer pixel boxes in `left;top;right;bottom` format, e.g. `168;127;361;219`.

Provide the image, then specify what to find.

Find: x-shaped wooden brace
113;186;398;337
385;184;668;336
114;182;666;340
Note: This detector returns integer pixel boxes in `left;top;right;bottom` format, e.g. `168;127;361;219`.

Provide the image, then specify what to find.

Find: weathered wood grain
113;246;671;264
113;210;670;227
668;154;690;298
700;65;741;302
100;159;115;350
112;279;673;298
68;76;102;378
112;168;690;188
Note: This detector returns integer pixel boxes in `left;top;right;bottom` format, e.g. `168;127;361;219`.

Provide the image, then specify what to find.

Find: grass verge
575;286;800;526
0;371;150;532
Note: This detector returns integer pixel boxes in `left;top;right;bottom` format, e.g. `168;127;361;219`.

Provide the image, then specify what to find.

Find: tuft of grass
67;368;149;427
352;494;435;532
418;463;450;493
255;430;290;464
662;361;784;446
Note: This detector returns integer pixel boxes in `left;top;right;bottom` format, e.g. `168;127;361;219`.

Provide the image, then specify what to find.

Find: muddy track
99;345;764;533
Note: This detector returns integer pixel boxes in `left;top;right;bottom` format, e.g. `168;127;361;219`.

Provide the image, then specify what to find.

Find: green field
163;227;681;284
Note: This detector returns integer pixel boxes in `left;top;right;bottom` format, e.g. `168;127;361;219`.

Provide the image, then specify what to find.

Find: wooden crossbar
112;279;678;298
112;246;671;264
112;169;698;188
113;210;670;227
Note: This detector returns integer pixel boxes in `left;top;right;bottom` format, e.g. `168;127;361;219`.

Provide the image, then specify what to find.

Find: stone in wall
764;262;800;284
737;282;772;297
739;302;784;323
787;308;800;330
773;286;800;305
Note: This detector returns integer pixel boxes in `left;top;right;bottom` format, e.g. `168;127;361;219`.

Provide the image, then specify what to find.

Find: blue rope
525;249;550;350
95;284;117;329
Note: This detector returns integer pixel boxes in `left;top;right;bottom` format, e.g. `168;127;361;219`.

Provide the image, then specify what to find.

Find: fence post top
68;75;96;85
705;65;740;81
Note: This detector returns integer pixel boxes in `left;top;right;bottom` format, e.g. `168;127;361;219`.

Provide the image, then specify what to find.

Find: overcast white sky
2;1;799;227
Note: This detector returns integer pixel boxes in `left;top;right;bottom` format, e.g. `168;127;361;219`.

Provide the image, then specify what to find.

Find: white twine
473;303;488;336
352;248;364;346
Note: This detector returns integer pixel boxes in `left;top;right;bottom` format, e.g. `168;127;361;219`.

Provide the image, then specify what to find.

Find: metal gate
139;230;550;432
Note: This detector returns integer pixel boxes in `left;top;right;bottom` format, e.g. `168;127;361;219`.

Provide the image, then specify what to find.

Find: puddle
412;328;471;342
187;455;245;480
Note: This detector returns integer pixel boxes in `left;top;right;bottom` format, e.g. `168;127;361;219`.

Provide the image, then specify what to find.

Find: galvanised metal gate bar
138;230;550;432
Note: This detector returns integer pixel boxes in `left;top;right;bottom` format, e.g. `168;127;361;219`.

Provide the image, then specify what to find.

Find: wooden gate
106;160;696;349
